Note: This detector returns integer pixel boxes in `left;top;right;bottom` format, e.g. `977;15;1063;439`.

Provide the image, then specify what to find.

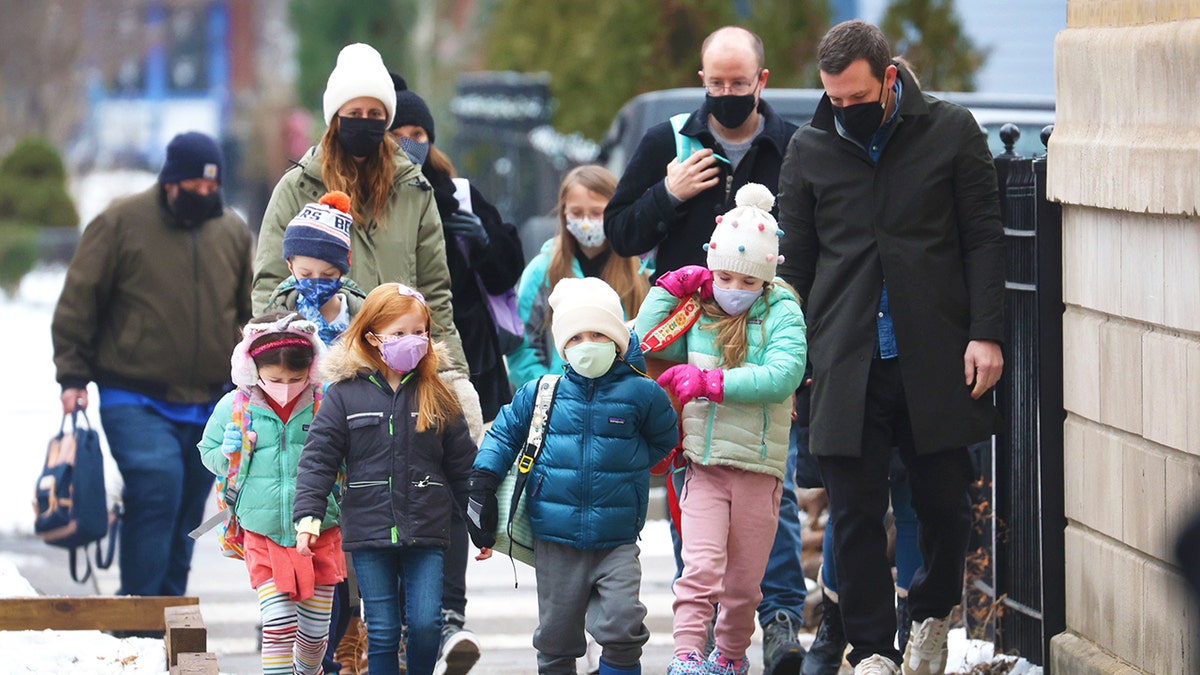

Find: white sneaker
901;615;950;675
855;654;901;675
433;626;480;675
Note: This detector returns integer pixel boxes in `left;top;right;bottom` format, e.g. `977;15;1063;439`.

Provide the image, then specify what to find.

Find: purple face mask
377;334;430;373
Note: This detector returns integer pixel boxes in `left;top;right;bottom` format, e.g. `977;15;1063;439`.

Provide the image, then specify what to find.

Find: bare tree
0;1;88;156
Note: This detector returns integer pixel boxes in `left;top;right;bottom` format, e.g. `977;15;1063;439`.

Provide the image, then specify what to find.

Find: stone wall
1049;2;1200;673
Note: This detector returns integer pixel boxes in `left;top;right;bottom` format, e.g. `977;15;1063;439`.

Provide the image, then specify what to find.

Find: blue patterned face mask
295;277;342;307
399;136;429;167
712;285;763;315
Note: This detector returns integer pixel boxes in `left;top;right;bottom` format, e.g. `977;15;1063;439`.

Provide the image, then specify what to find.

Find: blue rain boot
598;659;641;675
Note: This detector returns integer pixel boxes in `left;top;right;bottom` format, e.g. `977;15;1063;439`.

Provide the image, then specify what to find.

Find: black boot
800;597;846;675
896;594;912;653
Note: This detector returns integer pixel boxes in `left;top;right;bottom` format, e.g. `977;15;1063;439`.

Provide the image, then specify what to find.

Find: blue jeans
757;417;809;626
100;405;212;596
352;547;444;675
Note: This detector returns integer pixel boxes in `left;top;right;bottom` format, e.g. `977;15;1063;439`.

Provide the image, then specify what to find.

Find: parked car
596;87;1055;175
520;87;1053;259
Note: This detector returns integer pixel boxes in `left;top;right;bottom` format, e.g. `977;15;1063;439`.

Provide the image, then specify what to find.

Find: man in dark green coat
53;132;253;600
777;20;1005;675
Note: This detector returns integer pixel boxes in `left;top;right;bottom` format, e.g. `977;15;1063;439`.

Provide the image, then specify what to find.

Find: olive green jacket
252;146;467;373
52;185;254;403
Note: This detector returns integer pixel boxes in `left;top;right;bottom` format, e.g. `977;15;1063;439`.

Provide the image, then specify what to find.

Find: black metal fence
988;124;1066;666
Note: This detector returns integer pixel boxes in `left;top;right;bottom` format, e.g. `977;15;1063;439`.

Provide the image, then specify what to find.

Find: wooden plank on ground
169;652;218;674
0;596;199;631
164;605;207;667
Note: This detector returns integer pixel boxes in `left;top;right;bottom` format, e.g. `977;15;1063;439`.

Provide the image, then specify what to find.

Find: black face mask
170;188;222;227
337;116;387;158
706;91;758;129
832;79;888;145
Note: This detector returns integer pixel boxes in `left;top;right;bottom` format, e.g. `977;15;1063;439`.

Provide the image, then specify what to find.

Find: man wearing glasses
606;26;796;287
605;25;808;675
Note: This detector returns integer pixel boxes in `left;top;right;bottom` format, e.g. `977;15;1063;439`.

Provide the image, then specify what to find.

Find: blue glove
221;422;255;457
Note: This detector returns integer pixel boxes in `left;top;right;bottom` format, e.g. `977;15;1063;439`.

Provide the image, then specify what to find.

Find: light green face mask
564;341;618;379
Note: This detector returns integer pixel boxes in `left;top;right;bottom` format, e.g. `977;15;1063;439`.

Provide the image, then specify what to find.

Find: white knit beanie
322;43;397;127
548;277;631;360
704;183;785;281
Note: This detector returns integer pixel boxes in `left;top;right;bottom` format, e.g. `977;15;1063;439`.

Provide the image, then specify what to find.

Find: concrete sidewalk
2;519;816;674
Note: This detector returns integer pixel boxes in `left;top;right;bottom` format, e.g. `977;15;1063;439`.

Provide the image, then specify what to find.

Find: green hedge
0;137;78;228
0;222;39;295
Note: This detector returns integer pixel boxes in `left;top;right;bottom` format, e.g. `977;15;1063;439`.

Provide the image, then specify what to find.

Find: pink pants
672;462;782;659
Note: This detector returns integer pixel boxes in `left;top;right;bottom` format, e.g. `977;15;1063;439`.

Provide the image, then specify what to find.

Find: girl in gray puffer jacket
293;283;476;675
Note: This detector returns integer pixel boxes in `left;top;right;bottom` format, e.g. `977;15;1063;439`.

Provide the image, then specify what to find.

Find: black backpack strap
95;506;121;570
68;547;94;585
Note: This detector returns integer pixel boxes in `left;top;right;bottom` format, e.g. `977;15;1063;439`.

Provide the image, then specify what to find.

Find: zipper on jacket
412;475;444;488
347;480;389;488
760;405;770;460
582;392;593;544
389;414;394;436
190;229;201;381
703;403;717;464
723;173;733;205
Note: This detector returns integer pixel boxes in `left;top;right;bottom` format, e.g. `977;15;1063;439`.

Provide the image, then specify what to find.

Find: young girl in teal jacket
198;312;342;675
634;184;807;675
506;165;649;387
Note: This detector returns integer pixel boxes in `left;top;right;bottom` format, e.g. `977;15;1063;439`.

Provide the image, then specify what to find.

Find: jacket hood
319;338;453;383
295;143;426;190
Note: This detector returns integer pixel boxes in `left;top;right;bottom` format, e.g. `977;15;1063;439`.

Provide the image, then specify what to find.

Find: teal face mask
564;341;618;379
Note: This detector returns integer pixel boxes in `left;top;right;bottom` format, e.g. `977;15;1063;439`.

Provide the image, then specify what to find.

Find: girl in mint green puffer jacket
197;312;342;675
635;184;806;673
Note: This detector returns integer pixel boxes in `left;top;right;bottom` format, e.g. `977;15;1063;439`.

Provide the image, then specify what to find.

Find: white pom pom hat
322;43;397;127
703;182;785;281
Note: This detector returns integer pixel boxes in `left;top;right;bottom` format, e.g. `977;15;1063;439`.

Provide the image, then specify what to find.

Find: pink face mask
258;379;309;406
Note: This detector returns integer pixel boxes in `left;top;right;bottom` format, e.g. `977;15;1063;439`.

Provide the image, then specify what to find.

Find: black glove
443;210;490;248
465;469;501;549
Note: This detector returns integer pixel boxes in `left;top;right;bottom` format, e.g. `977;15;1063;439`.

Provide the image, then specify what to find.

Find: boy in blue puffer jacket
466;277;678;675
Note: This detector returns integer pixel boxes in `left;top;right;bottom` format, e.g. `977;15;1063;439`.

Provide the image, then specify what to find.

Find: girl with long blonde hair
507;164;650;387
635;184;807;673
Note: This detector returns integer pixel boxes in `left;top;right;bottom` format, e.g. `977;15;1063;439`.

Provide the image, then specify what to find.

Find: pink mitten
656;364;725;404
655;265;713;299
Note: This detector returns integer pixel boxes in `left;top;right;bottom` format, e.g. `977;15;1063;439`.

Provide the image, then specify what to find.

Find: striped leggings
257;579;335;675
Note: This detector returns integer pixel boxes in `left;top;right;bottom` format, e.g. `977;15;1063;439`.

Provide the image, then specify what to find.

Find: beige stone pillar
1049;2;1200;673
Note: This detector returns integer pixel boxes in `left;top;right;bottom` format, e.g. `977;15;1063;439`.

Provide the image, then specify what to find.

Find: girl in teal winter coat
635;184;807;675
506;165;649;387
198;312;342;675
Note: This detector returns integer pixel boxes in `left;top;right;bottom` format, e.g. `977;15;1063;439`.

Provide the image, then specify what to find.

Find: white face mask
564;341;617;378
566;218;606;249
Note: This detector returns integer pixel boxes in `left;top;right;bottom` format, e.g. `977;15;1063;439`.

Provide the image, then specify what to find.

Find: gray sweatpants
532;540;650;674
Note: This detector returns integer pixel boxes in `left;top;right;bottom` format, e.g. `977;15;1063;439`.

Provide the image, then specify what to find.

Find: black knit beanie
389;79;435;142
